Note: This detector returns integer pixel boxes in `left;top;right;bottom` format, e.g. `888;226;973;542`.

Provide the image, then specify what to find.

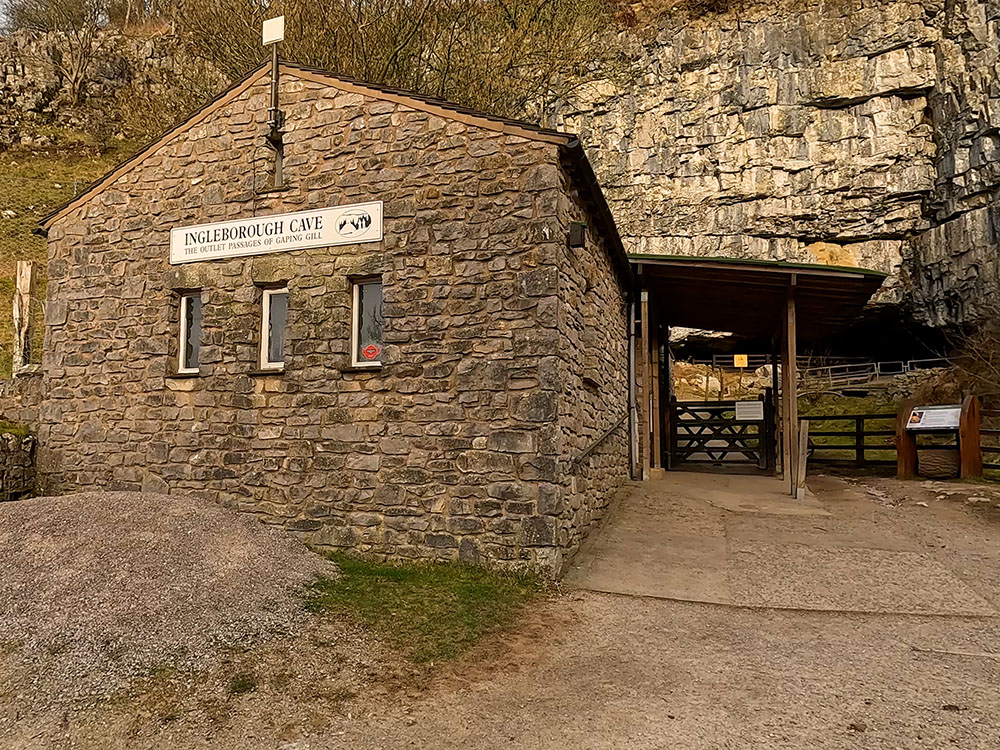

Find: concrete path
564;472;999;617
313;474;1000;750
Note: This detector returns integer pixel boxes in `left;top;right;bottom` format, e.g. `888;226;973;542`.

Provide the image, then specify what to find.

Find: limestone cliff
549;0;1000;326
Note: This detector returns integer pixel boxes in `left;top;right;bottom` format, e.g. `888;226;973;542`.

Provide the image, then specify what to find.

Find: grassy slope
0;148;122;376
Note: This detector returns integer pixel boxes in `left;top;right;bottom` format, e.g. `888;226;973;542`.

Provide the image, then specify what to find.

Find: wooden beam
12;261;36;373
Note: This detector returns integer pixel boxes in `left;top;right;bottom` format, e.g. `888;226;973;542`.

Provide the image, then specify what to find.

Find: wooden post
640;289;651;480
664;331;673;471
855;417;865;467
784;284;799;497
896;399;918;479
12;261;36;373
780;318;791;481
796;420;810;499
758;391;770;471
959;395;983;479
651;326;662;470
771;340;781;475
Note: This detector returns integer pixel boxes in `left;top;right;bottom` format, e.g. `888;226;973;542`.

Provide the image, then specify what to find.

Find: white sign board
735;400;765;422
262;16;285;45
906;405;961;431
169;202;382;264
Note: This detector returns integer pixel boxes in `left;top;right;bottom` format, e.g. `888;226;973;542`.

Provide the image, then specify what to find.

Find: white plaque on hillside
735;400;764;422
169;202;383;264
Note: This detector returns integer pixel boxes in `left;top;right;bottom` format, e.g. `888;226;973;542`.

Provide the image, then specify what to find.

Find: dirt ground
305;474;1000;750
9;475;1000;749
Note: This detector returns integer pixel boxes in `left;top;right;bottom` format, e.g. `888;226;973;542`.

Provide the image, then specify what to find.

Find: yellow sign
733;354;748;368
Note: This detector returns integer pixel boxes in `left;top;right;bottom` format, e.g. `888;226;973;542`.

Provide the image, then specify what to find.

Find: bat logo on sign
337;210;373;238
361;344;381;360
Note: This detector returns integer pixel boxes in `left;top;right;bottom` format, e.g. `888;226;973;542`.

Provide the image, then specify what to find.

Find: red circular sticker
361;344;381;360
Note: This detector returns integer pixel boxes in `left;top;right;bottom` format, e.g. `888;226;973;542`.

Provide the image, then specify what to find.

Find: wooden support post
651;326;662;470
960;395;983;479
780;319;791;481
895;399;918;479
770;340;780;474
12;261;36;374
640;289;651;480
784;285;799;497
664;330;673;471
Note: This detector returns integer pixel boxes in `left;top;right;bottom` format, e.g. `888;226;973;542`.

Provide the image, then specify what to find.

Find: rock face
549;0;1000;325
14;69;631;573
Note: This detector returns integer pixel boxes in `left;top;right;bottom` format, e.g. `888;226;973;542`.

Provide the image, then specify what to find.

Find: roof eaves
629;253;888;279
560;139;636;294
282;62;574;145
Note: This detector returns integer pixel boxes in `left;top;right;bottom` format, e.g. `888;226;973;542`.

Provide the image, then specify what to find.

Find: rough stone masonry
6;65;633;573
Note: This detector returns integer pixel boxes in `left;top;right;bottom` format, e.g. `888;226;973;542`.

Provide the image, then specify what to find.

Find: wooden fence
799;413;897;468
980;408;1000;472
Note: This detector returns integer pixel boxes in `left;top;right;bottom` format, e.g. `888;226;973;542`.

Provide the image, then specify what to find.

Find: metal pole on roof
263;16;286;189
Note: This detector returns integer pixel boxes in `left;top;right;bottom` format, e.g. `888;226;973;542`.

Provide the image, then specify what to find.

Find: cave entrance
633;256;886;497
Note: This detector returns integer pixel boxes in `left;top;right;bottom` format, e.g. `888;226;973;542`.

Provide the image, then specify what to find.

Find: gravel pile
0;491;337;707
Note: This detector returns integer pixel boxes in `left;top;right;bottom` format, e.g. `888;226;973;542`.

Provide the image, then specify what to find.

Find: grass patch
306;553;544;664
0;421;30;437
0;145;126;377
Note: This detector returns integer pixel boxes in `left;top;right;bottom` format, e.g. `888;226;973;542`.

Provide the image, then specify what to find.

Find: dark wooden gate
668;394;775;471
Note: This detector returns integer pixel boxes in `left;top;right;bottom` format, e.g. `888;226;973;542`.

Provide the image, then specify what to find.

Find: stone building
9;63;635;573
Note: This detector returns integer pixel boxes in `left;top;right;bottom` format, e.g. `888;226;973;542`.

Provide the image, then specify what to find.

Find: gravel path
0;491;337;709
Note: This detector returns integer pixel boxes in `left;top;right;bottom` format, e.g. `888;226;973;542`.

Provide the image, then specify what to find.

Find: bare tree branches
170;0;621;118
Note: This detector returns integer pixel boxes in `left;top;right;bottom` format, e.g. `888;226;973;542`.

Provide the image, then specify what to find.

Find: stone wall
32;70;630;572
554;158;632;561
548;0;1000;326
0;431;35;502
0;373;42;427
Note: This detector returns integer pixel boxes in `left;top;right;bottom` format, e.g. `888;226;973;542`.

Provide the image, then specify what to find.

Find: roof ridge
282;62;575;142
40;62;578;229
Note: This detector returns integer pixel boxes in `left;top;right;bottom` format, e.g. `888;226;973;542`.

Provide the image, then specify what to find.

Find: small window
351;278;383;367
260;286;288;370
178;292;202;374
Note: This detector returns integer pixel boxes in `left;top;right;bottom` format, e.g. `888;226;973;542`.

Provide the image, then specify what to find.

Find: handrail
571;412;628;472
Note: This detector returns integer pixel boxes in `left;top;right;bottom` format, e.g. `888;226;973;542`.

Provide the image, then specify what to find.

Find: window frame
259;285;289;371
350;277;383;369
177;291;202;375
